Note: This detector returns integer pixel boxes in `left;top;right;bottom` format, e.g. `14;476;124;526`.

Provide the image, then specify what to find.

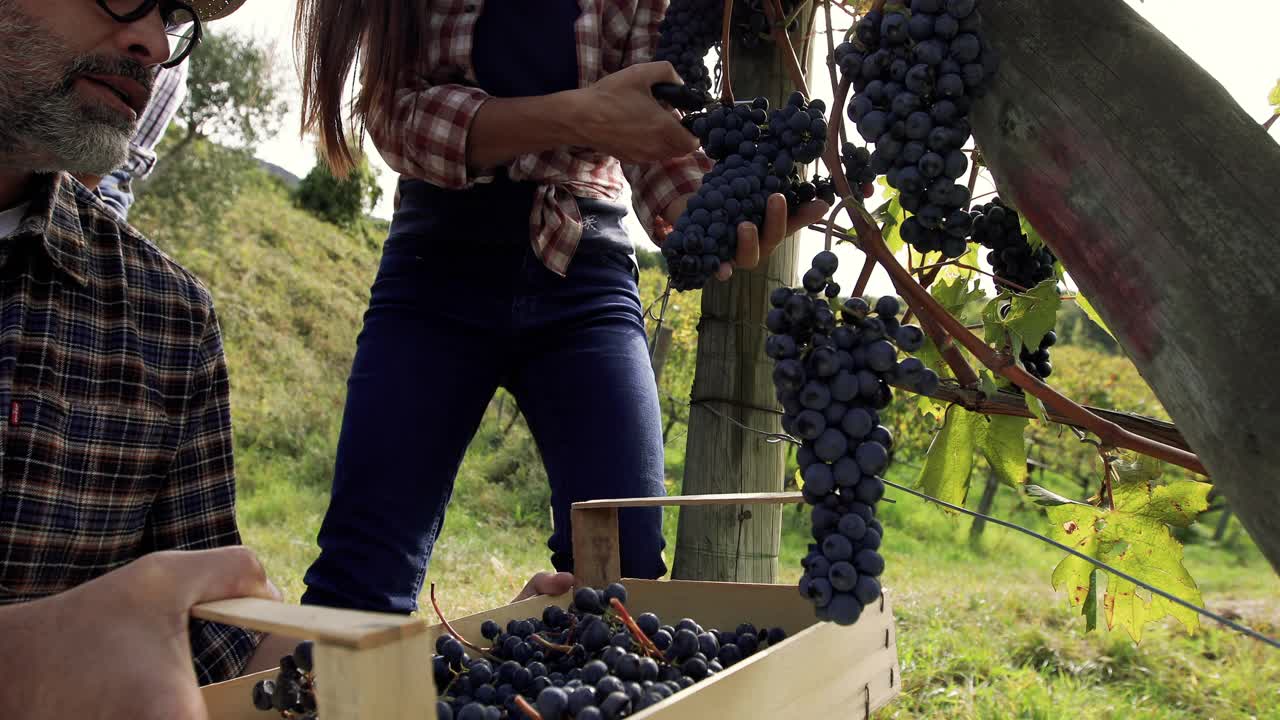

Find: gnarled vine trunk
970;0;1280;571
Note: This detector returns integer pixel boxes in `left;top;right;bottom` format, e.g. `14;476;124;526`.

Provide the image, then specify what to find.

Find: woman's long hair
294;0;424;176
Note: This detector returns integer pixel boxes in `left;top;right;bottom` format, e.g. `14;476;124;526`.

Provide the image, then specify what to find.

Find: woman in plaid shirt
293;0;825;614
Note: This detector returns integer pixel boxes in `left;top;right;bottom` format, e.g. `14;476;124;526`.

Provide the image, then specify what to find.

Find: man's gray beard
0;11;136;176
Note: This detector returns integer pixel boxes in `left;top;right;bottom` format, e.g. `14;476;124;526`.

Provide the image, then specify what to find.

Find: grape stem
848;199;1207;475
900;264;943;325
822;196;861;252
966;150;982;196
822;0;846;147
514;696;544;720
910;260;1031;294
808;17;977;385
851;253;876;297
1263;111;1279;131
609;597;665;660
428;583;500;660
720;0;736;104
529;634;577;655
761;0;810;95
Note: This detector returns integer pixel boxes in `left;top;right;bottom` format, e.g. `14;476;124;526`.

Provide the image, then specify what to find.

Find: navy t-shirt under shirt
392;0;635;262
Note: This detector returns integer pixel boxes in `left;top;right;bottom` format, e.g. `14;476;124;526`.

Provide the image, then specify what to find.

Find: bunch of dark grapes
251;640;317;718
833;0;998;258
765;251;940;625
1019;330;1055;380
969;197;1059;380
968;197;1055;292
731;0;801;49
656;0;724;96
665;92;829;290
840;142;877;200
252;583;790;719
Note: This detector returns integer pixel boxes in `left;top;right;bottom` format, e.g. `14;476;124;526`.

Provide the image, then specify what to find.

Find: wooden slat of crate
422;579;900;720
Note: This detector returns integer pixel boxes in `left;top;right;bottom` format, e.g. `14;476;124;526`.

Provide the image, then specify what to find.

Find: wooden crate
200;492;900;719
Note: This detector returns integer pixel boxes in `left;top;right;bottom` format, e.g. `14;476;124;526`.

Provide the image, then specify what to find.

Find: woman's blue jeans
300;234;668;614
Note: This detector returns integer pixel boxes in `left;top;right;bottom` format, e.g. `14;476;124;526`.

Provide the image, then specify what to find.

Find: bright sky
218;1;1278;296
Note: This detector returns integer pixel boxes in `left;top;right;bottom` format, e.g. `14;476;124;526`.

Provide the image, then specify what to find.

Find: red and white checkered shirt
366;0;713;276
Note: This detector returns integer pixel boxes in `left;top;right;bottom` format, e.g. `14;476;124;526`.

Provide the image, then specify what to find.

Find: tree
294;147;384;227
157;29;288;171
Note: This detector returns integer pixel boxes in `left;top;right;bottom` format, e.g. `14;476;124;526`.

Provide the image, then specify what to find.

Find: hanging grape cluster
765;251;940;624
834;0;998;258
662;92;832;290
970;197;1060;379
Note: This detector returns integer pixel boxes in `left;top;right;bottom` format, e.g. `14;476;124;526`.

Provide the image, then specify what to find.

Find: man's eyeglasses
95;0;202;68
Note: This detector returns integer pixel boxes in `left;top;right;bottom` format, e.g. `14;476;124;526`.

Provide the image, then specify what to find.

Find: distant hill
256;159;302;190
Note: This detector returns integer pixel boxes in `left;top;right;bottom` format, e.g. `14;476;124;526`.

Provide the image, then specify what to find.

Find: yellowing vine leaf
1269;77;1280;109
1046;454;1211;642
916;404;979;506
980;414;1028;487
873;190;906;255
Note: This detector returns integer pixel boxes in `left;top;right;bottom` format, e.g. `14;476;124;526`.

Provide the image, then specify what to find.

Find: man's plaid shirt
0;173;258;685
367;0;714;276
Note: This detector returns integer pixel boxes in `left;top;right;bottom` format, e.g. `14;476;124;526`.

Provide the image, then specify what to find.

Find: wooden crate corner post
194;598;437;720
569;492;902;718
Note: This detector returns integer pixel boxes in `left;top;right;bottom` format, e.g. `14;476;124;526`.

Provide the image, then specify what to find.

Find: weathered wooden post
969;0;1280;571
673;8;817;583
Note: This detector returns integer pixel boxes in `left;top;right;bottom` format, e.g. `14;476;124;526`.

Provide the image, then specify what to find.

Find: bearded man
0;0;278;694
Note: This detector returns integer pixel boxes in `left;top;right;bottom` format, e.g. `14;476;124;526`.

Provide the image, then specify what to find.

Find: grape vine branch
742;0;1207;476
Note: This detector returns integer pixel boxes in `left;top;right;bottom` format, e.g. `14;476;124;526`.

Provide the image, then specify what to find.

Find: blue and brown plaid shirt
0;172;258;684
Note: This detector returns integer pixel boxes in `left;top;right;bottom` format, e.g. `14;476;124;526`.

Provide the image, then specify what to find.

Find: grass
129;163;1280;718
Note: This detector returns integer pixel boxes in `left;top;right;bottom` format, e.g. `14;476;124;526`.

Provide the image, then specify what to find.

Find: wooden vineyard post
969;0;1280;571
192;599;435;720
673;4;817;585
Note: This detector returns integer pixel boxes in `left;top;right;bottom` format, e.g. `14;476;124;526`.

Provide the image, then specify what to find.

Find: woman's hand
659;194;831;282
570;62;702;164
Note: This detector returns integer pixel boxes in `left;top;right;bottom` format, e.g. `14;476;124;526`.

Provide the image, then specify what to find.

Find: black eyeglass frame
94;0;203;68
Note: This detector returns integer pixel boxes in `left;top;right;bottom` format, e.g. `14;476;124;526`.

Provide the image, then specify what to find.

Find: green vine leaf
979;414;1028;487
982;278;1061;359
933;275;986;319
978;368;1001;399
915;392;948;423
910;277;986;383
872;190;906;255
1046;453;1212;642
916;404;979;506
1071;292;1115;341
1024;392;1049;423
1269;77;1280;109
1020;212;1046;253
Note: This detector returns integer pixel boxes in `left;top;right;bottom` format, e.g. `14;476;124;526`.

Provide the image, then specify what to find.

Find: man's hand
511;571;576;604
659;194;831;281
571;62;702;164
0;547;280;720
